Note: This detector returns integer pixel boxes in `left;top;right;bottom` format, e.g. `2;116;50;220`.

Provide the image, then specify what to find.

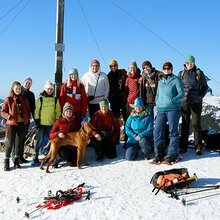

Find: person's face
129;65;137;74
64;109;73;117
135;106;143;113
185;61;195;70
91;64;99;73
13;85;21;95
46;88;54;95
100;105;109;115
163;66;172;75
70;73;78;81
24;81;32;89
110;64;118;73
143;65;152;74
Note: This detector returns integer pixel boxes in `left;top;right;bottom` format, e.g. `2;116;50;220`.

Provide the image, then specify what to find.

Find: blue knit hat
134;98;144;107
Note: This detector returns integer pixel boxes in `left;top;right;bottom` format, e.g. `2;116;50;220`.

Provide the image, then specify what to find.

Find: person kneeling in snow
50;102;81;168
89;98;120;162
125;98;153;161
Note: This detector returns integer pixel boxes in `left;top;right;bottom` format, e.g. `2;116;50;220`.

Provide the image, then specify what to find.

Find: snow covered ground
0;144;220;220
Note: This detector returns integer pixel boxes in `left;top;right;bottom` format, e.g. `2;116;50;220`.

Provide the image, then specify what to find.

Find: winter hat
163;62;173;70
63;102;73;114
69;68;78;75
23;77;32;86
129;60;137;68
99;99;109;108
134;98;144;108
90;59;100;67
44;80;54;91
185;56;195;63
142;61;152;69
109;60;118;66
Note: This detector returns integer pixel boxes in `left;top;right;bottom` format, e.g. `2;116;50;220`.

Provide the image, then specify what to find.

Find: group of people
1;55;208;171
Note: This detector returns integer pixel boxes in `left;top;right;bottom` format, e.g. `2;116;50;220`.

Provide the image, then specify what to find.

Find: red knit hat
163;62;173;70
90;59;100;67
142;61;152;69
63;102;73;113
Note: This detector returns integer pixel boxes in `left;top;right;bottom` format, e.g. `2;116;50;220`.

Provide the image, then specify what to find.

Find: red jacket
1;95;30;125
90;110;120;142
50;117;81;139
59;81;88;118
124;69;141;105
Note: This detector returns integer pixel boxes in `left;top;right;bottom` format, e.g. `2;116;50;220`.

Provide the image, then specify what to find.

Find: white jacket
82;66;109;104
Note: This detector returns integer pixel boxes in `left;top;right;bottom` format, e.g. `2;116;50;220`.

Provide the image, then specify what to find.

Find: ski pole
182;192;220;206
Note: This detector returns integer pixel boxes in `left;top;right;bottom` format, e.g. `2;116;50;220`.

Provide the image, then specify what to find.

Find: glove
87;96;95;102
35;119;41;129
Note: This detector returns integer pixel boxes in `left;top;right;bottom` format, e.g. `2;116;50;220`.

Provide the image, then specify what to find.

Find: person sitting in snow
50;102;81;168
125;98;153;160
89;98;120;162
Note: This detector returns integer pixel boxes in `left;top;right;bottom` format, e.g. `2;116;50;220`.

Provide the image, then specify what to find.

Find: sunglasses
110;65;117;68
163;67;171;70
186;62;194;65
70;73;78;76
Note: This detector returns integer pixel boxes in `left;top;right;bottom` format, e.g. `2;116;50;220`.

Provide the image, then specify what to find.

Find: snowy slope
0;145;220;220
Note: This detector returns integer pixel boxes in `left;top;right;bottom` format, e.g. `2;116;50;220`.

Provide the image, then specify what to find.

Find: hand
35;119;41;129
95;134;102;141
1;119;6;125
135;135;142;141
58;133;65;138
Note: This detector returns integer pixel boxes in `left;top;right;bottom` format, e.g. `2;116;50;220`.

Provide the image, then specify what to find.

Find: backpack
39;96;58;112
150;168;191;195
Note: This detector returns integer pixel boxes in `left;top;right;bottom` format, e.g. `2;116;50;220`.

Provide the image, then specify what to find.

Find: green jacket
34;94;61;126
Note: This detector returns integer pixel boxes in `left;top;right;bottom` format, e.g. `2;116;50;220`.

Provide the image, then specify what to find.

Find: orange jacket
1;96;30;125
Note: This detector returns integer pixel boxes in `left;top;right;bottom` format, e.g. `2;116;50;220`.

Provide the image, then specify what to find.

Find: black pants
110;100;127;122
57;146;77;165
181;102;202;150
6;123;26;159
88;104;100;118
89;138;117;159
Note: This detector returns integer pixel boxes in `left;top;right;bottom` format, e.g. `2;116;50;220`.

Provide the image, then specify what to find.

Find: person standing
82;59;109;117
153;62;184;164
59;68;87;121
139;61;160;119
125;98;153;161
107;60;127;121
32;81;61;164
179;56;208;155
1;81;30;171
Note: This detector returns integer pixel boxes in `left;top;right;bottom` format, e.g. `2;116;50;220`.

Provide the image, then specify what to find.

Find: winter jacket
49;117;81;139
139;67;160;106
155;74;184;111
1;95;30;125
22;86;35;118
107;69;127;104
124;69;141;105
59;81;88;118
81;66;109;104
178;65;208;103
90;110;120;142
125;110;153;143
34;92;61;126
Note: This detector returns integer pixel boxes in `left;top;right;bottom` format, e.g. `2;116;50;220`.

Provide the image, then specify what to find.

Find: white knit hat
44;80;54;91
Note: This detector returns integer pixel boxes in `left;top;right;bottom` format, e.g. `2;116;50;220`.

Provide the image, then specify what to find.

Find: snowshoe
161;155;183;165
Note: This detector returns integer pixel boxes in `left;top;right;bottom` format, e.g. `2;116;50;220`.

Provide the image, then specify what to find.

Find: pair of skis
16;183;90;218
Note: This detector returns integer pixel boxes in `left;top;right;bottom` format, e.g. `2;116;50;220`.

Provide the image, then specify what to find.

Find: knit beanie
185;56;195;63
44;80;54;91
163;62;173;70
129;60;137;68
63;102;73;114
99;99;109;108
69;68;78;75
23;77;32;86
90;59;100;67
109;60;118;66
134;98;144;108
142;61;152;69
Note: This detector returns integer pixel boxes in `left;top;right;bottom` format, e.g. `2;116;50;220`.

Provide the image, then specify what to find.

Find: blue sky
0;0;220;99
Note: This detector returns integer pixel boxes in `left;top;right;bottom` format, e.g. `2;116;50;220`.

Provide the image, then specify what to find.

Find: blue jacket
155;74;184;111
125;110;153;143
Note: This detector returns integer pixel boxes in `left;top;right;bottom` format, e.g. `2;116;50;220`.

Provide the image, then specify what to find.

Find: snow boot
4;159;10;171
196;149;202;155
14;158;21;169
144;153;151;160
52;158;61;168
32;155;40;165
19;157;29;164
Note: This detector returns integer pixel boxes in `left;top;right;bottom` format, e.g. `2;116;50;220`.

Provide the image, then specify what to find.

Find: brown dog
40;122;94;173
